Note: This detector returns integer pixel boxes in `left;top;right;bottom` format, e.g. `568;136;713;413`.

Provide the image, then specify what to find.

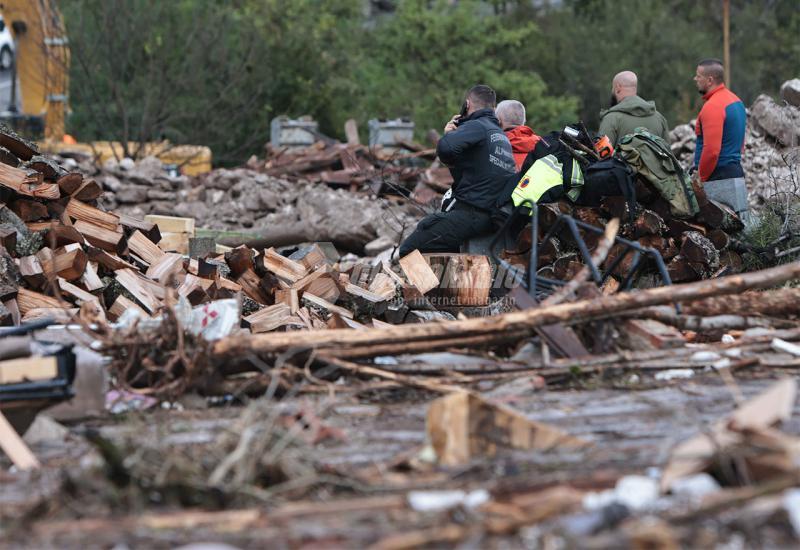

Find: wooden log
699;199;744;232
667;219;707;240
368;272;397;300
552;254;583;281
667;256;700;283
684;288;800;317
344;283;389;303
117;214;161;244
275;287;300;313
128;230;165;266
58;278;100;305
224;246;255;278
74;220;127;255
27;155;65;180
0;224;16;252
399;250;439;294
679;231;719;273
86;246;137;271
22;307;77;323
631;209;666;238
56;173;84;195
288;244;328;271
177;273;212;305
621;319;686;350
424;254;492;307
0;163;58;199
236;267;269;304
16;288;64;315
81;262;105;292
66;199;120;231
9;199;47;222
243;303;294;333
262;247;308;283
43;223;85;248
158;232;189;254
72;179;103;201
146;253;185;284
212;256;800;359
304;275;341;303
115;268;162;313
302;292;353;318
707;229;730;251
40;248;88;281
108;295;148;321
718;250;743;274
0;128;38;161
18;255;45;289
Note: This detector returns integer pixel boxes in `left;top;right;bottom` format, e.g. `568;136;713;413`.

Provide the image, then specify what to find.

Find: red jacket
504;125;541;171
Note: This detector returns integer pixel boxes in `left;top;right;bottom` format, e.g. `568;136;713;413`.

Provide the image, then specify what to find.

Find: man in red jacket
496;100;541;171
693;58;747;182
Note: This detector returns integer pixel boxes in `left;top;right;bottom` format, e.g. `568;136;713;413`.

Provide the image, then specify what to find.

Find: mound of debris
81;156;425;254
670;79;800;208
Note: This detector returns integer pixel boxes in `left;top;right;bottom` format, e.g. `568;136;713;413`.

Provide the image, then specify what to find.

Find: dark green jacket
598;95;669;147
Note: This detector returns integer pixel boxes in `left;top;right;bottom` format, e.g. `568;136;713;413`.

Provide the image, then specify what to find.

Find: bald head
496;100;526;129
612;71;638;101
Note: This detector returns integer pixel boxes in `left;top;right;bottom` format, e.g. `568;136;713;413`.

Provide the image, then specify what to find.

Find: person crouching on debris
398;85;516;257
496;100;541;171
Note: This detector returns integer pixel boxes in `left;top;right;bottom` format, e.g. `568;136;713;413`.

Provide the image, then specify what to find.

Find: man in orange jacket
693;58;746;182
496;100;541;171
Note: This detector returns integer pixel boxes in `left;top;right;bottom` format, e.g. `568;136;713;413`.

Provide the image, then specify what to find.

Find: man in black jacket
399;85;515;257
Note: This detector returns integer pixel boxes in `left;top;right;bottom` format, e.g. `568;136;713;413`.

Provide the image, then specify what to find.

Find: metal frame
489;200;672;301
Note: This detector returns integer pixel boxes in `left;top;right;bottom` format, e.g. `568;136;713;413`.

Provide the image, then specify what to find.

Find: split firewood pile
248;135;453;205
504;180;747;285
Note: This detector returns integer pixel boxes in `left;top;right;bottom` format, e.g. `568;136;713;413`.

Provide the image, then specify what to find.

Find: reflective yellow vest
511;154;584;213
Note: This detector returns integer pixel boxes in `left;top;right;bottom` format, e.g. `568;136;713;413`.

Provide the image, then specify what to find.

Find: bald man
598;71;669;146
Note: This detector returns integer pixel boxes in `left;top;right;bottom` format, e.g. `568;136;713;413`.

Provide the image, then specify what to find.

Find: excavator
0;0;211;176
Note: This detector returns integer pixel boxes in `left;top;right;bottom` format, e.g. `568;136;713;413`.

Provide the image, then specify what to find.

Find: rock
23;415;69;445
146;190;177;201
749;94;800;146
781;78;800;108
364;235;395;256
118;157;136;171
115;184;150;204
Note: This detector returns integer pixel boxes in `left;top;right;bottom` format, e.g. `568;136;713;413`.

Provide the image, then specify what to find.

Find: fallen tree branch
212;261;800;360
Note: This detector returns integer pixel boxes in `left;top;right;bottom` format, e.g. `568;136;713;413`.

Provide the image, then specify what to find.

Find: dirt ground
1;366;798;549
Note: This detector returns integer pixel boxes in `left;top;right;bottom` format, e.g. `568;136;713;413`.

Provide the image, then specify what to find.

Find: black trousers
398;205;494;257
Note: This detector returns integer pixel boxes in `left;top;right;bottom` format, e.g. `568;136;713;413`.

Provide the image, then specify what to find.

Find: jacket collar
703;84;727;101
463;107;497;122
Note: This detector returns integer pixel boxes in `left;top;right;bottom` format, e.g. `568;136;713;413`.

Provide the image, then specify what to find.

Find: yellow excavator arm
2;0;68;141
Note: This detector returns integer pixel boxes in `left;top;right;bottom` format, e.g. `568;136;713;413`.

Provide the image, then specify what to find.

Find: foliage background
59;0;800;165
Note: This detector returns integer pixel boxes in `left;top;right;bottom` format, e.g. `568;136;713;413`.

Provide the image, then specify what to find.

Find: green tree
351;0;577;137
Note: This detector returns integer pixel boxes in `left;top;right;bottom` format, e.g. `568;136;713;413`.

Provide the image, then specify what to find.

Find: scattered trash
654;369;695;381
407;489;490;512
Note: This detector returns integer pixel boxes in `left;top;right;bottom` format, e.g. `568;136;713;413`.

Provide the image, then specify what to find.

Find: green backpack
617;127;699;218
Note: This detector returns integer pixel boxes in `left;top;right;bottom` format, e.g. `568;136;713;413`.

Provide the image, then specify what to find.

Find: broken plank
144;214;195;235
86;246;137;271
0;410;40;470
81;262;105;292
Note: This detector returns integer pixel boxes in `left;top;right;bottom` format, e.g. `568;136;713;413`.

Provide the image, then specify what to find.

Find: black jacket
436;108;516;211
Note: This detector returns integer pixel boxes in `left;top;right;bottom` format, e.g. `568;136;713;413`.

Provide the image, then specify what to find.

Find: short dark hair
698;58;725;84
466;84;496;109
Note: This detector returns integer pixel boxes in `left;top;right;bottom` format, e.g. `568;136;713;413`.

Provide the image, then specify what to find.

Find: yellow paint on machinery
2;1;212;175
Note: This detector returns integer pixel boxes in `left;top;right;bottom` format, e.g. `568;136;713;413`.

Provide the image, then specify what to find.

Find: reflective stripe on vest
511;154;563;209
